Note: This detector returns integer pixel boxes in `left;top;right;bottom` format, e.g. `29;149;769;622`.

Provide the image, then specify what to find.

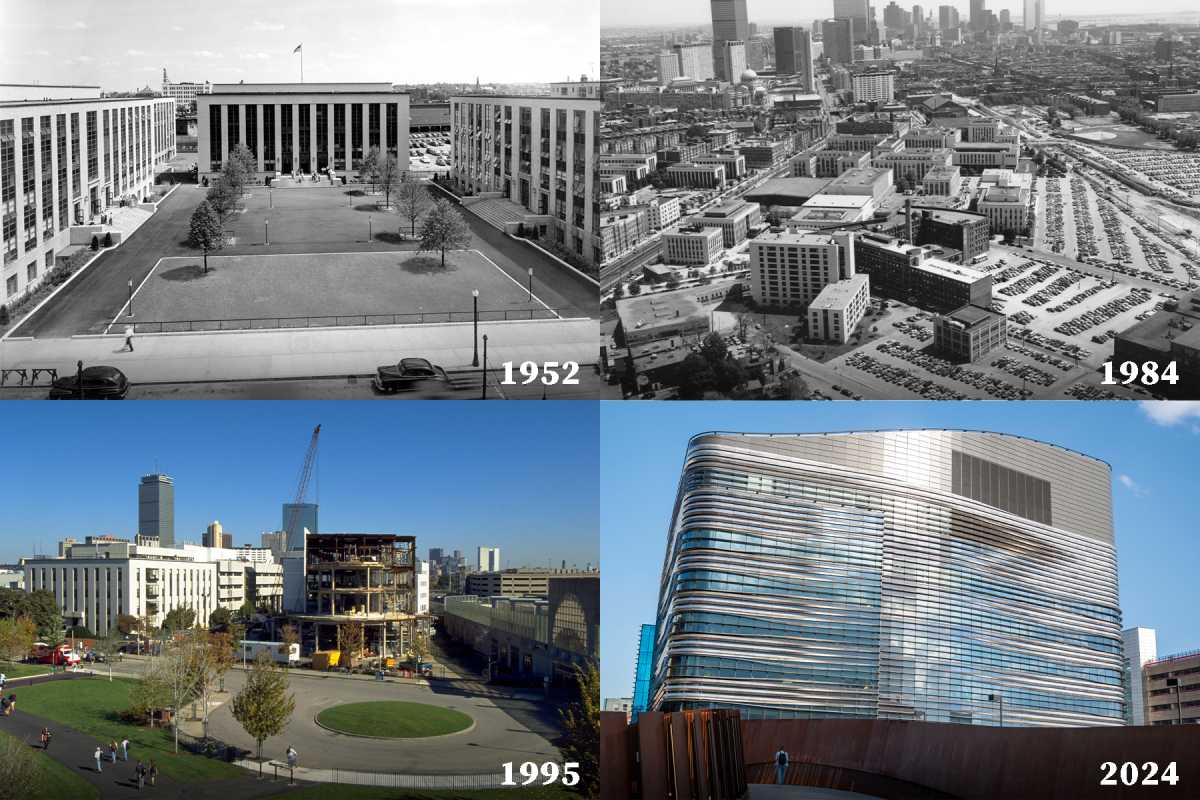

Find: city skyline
0;402;600;569
602;1;1199;27
1;0;600;89
599;402;1200;703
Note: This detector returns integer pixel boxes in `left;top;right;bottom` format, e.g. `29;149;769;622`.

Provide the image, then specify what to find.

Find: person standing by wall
775;746;789;785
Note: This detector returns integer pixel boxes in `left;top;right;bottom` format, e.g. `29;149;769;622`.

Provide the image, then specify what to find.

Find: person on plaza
0;672;5;690
95;746;103;773
149;760;158;786
7;693;14;713
286;746;296;769
40;728;49;749
124;325;135;352
775;746;789;785
1;696;8;716
122;737;130;761
135;760;147;790
110;739;119;762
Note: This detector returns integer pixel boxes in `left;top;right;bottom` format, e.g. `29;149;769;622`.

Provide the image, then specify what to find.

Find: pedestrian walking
122;738;130;761
110;739;118;762
0;697;7;716
135;760;146;790
149;760;158;787
775;746;789;785
40;728;49;749
124;325;135;352
7;693;14;713
95;747;103;773
286;746;296;769
0;672;6;690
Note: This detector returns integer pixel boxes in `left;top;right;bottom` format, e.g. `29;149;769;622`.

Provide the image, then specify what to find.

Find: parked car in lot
374;358;450;393
47;366;129;400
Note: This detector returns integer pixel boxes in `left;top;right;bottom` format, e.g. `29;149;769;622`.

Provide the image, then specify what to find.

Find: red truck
33;643;81;665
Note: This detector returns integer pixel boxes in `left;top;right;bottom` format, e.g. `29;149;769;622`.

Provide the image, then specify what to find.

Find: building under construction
287;533;428;662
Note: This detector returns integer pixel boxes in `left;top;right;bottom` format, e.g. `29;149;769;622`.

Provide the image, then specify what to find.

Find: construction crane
284;424;321;554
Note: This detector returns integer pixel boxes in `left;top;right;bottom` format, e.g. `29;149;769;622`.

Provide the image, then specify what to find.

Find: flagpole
301;48;304;83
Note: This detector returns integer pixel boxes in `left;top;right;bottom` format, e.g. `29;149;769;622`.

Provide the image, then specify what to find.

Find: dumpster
312;650;341;671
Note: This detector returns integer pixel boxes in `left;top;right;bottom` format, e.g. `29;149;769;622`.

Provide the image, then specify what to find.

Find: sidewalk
0;318;598;386
233;759;508;790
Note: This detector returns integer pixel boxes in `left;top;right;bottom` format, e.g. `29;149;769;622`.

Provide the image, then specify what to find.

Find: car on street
373;357;450;393
47;366;130;400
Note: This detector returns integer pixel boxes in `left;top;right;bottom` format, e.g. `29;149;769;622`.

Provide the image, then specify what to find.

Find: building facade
161;71;211;102
648;430;1124;726
808;274;870;342
663;225;724;266
688;201;761;248
774;28;816;92
452;93;600;265
1143;649;1200;726
933;303;1008;362
2;88;175;302
1122;627;1157;726
750;229;857;306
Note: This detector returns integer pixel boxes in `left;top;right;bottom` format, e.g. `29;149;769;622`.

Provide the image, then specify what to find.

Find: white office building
852;72;896;103
807;273;870;342
478;546;501;572
1123;627;1157;726
750;229;857;306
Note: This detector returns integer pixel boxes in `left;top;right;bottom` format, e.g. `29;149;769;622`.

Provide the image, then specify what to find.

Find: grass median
1;731;98;800
1;662;53;680
315;701;473;738
13;675;245;782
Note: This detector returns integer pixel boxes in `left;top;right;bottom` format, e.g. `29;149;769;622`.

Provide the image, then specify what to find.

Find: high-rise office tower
477;546;501;572
656;52;681;86
1024;0;1044;41
281;503;317;551
1122;628;1157;726
647;430;1124;726
999;9;1010;26
261;530;286;559
912;5;924;30
774;27;815;91
711;0;750;80
834;0;872;43
939;4;960;31
969;0;985;31
824;18;856;65
720;40;748;82
204;521;232;549
429;547;445;563
138;473;175;549
674;43;715;81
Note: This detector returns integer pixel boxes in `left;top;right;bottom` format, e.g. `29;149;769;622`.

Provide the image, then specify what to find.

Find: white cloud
192;51;224;59
252;22;285;31
1138;401;1200;429
73;56;90;62
126;50;144;56
70;21;88;29
329;52;360;59
240;52;271;60
172;26;183;31
1117;475;1148;498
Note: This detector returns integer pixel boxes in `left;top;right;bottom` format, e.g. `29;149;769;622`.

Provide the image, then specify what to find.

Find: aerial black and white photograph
0;0;601;400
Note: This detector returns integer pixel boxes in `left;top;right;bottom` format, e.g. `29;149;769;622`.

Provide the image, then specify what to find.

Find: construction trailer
291;533;429;663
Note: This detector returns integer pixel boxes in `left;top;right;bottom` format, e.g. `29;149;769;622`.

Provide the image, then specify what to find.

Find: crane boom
284;424;321;554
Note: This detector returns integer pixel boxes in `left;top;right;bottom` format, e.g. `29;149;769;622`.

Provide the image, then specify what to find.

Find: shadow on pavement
401;256;456;275
159;263;213;281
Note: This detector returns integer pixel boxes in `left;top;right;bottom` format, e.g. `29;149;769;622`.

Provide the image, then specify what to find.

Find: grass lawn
2;662;53;679
131;251;545;325
315;701;473;738
13;676;245;782
285;785;575;800
1;732;98;800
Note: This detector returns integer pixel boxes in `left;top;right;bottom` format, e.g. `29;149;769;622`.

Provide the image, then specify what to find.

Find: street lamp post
472;289;480;367
77;360;84;400
264;219;269;246
988;693;1004;727
127;278;134;317
269;187;272;209
527;267;533;302
481;334;488;400
368;216;372;242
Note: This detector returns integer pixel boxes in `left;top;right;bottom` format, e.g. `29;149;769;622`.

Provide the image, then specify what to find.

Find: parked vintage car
47;366;129;400
373;358;450;393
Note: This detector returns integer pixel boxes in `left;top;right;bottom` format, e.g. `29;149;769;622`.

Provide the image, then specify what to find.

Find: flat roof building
921;165;963;196
1143;649;1200;725
667;162;726;189
750;229;857;307
856;233;992;310
933;303;1008;362
824;166;895;202
1112;291;1200;398
808;273;870;343
616;282;729;345
688;201;762;248
663;224;724;266
790;193;876;228
1122;627;1157;726
912;206;989;261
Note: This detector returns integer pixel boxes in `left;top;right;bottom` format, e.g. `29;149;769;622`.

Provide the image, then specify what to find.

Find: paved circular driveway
205;669;560;774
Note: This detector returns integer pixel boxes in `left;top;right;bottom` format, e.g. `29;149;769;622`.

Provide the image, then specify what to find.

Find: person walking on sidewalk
775;746;789;785
135;760;146;790
149;760;158;786
6;693;14;713
94;747;103;773
122;738;130;761
286;746;296;769
123;325;135;352
43;729;51;751
110;739;118;762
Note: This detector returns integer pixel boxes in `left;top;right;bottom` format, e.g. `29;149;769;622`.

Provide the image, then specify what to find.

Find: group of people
91;740;155;787
0;692;14;715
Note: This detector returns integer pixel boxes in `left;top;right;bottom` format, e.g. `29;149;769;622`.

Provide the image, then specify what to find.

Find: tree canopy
417;198;472;266
231;651;297;758
188;199;225;274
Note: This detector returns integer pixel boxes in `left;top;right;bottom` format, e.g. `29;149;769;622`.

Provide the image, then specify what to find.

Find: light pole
127;278;134;317
988;693;1004;727
269;186;273;208
472;289;480;367
368;216;372;242
481;334;488;400
527;267;533;302
264;219;269;246
1167;678;1183;726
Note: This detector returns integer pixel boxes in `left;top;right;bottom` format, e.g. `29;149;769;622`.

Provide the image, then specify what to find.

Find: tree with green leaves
357;146;382;193
376;153;403;210
395;173;434;236
129;660;169;727
228;142;257;190
12;589;60;639
416;198;472;267
231;651;296;759
237;600;256;620
0;587;24;619
194;631;234;739
676;353;716;400
188;200;225;274
772;371;811;400
96;627;124;681
555;660;599;799
162;605;197;633
0;731;45;800
42;615;65;649
209;607;232;629
0;616;37;665
627;281;642;296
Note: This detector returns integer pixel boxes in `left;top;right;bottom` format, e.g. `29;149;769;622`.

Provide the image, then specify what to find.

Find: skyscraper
204;521;231;549
710;0;750;80
1024;0;1044;41
969;0;985;31
834;0;872;43
720;40;748;82
674;43;715;81
774;27;815;92
281;503;318;551
477;546;501;572
939;4;960;31
647;430;1124;726
656;51;681;86
824;18;856;65
1122;627;1157;726
138;473;175;549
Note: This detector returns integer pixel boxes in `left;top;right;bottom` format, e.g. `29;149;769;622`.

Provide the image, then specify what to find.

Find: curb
313;710;477;741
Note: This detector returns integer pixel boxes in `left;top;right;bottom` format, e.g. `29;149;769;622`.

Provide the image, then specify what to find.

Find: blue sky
599;401;1200;702
1;0;599;89
0;402;599;570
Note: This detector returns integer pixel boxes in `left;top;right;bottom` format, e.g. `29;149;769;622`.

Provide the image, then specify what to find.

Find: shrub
104;232;113;247
0;306;8;326
91;235;99;251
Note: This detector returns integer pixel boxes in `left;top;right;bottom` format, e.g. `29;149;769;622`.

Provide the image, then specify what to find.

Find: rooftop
1117;297;1200;351
912;258;989;284
941;303;1004;327
811;275;870;310
617;285;728;332
829;167;892;187
698;201;755;219
753;230;847;246
802;194;873;209
743;177;833;202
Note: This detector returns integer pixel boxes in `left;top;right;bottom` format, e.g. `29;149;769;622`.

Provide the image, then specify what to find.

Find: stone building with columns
195;83;410;180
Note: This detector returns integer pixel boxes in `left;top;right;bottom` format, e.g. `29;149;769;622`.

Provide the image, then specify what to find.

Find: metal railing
105;307;567;334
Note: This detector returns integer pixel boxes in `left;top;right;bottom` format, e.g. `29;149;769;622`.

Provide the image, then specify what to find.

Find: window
209;104;222;170
262;104;275;170
5;274;16;297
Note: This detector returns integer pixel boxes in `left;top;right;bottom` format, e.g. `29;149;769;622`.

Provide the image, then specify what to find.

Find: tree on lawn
554;660;600;799
231;651;296;759
0;732;45;800
376;154;403;210
408;622;429;667
42;614;65;649
0;615;36;665
161;634;202;753
162;604;197;632
96;627;124;681
627;281;642;296
395;174;434;236
279;623;299;671
205;178;240;227
223;143;256;196
137;613;160;656
189;200;225;274
417;198;472;266
129;660;169;728
209;607;232;629
114;613;138;635
13;589;60;639
357;146;382;193
193;631;235;739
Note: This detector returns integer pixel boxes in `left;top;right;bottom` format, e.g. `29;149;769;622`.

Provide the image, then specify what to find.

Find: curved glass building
648;430;1124;727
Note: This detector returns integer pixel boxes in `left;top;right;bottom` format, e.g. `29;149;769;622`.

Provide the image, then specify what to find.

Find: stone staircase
108;206;154;238
464;197;533;232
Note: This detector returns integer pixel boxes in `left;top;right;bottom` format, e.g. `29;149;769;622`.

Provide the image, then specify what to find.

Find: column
219;104;228;168
273;104;282;175
291;103;299;173
256;103;265;172
327;103;335;172
308;102;317;174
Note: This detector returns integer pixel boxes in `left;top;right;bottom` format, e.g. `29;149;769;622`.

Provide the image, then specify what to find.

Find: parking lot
409;131;451;174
